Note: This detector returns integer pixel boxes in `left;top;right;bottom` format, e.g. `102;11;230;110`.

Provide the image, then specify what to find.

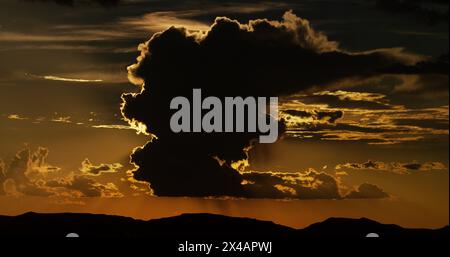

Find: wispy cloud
119;11;210;32
280;90;449;145
7;114;28;120
92;124;134;130
43;75;103;83
336;160;447;174
25;73;104;83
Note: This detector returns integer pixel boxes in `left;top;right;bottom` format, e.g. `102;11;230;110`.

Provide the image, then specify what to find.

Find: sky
0;0;448;229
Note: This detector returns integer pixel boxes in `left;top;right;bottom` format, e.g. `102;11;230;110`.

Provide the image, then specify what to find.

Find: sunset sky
0;0;448;229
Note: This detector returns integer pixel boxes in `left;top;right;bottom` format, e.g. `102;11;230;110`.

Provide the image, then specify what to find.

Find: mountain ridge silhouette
0;212;447;239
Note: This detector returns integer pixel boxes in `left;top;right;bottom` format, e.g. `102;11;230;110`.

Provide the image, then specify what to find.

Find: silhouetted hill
0;212;447;240
301;217;449;239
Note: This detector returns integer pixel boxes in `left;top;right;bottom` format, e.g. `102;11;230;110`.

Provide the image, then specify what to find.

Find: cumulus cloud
0;147;123;198
121;11;419;198
345;183;389;199
126;11;418;89
275;10;339;53
336;160;447;174
0;148;54;196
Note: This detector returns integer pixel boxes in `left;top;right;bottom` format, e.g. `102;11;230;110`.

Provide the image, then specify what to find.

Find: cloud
279;89;448;144
46;175;123;197
6;147;60;180
401;162;447;171
314;91;387;102
0;160;6;194
51;116;72;123
289;93;394;111
79;158;123;176
383;54;449;75
2;179;19;196
120;11;211;33
336;160;447;174
121;11;422;198
7;114;29;120
0;148;54;196
130;142;248;197
276;10;339;53
241;169;342;199
377;55;449;102
0;147;123;198
393;118;449;130
337;160;387;171
126;11;417;88
91;124;136;131
41;75;103;83
345;183;389;199
282;110;344;124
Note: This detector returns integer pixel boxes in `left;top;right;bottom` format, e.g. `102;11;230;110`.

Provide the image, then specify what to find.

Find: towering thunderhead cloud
121;11;412;198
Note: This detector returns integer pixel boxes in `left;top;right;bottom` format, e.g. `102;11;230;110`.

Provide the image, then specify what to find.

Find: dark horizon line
1;211;448;231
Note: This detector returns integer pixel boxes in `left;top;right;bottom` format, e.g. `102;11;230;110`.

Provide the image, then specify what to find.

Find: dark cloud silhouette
121;11;418;198
131;141;247;197
402;163;422;171
131;141;346;199
401;162;447;171
345;183;389;199
383;54;449;75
